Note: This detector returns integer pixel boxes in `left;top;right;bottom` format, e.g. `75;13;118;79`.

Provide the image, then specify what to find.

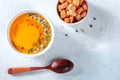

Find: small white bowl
56;0;89;26
7;10;54;57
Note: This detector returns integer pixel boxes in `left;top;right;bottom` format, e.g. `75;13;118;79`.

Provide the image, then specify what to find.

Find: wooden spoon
8;59;74;74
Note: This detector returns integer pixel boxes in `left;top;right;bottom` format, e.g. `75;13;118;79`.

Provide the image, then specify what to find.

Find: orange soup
9;13;52;54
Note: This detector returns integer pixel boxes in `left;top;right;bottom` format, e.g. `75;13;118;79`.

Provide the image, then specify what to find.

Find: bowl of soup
8;10;54;57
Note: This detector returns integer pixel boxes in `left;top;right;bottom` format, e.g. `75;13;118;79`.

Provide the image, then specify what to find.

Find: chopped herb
43;23;47;27
36;15;39;18
39;18;43;22
89;24;93;28
93;17;96;20
45;36;51;41
65;34;68;36
28;48;33;53
47;31;51;34
38;38;41;44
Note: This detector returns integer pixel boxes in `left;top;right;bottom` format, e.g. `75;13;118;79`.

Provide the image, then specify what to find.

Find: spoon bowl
50;59;74;73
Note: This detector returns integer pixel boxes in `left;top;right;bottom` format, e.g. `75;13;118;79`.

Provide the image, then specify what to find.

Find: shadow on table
71;2;115;41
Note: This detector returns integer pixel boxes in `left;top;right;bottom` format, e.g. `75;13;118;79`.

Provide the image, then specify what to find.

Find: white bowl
7;10;54;57
56;0;89;26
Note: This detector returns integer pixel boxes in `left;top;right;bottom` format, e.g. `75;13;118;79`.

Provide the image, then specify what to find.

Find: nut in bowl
57;0;88;25
8;11;54;57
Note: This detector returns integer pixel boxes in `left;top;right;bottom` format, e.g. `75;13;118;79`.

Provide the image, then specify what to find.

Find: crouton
67;4;76;11
76;7;84;15
67;0;72;3
80;0;84;5
70;16;74;23
60;10;67;18
58;4;62;12
60;2;69;10
82;2;88;10
59;0;66;4
75;14;81;21
64;18;70;23
73;0;80;6
81;11;87;17
67;10;76;16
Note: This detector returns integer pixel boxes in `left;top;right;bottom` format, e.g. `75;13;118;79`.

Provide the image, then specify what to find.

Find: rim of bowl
7;10;54;57
56;0;89;26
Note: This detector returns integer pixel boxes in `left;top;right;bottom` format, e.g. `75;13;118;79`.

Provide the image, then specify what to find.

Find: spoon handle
8;66;49;74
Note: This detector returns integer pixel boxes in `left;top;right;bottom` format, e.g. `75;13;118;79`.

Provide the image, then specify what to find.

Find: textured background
0;0;120;80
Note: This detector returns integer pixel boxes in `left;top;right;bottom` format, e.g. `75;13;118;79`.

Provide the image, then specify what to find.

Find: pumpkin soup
10;13;52;54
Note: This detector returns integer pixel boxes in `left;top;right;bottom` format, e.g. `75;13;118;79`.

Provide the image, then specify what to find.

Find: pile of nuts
57;0;88;23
